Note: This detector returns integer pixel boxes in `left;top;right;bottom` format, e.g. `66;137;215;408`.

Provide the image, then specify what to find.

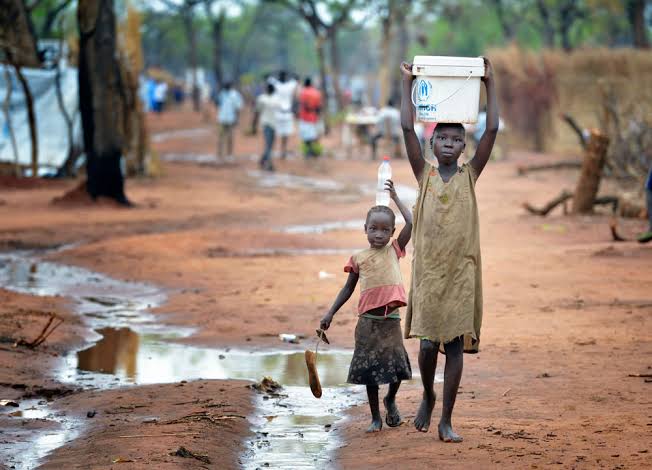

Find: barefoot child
399;58;499;441
319;180;412;433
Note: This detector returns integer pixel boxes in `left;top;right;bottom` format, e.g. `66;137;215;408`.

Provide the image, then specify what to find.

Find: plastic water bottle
376;156;392;206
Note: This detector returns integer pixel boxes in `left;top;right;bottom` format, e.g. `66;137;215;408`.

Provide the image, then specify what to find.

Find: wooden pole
572;129;609;214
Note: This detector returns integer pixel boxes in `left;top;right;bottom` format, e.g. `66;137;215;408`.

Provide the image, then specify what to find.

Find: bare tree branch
39;0;74;38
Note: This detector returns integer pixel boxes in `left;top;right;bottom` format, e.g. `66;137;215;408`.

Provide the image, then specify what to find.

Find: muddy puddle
72;327;360;469
248;170;417;203
151;128;211;143
1;397;81;470
248;170;346;192
161;153;263;165
0;251;361;469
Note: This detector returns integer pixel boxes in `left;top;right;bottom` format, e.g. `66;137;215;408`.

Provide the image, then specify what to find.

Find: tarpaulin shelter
0;62;82;175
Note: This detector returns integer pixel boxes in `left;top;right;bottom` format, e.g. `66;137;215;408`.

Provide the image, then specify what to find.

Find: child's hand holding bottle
385;179;398;202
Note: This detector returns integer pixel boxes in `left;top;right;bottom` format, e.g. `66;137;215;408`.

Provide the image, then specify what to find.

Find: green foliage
29;0;77;38
137;0;650;82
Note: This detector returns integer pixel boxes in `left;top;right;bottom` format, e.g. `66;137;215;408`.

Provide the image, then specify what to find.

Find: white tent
0;63;82;174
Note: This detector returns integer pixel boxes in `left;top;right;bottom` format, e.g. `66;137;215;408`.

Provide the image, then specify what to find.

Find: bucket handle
411;72;473;108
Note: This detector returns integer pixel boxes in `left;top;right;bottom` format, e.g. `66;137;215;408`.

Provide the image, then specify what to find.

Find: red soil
0;106;649;469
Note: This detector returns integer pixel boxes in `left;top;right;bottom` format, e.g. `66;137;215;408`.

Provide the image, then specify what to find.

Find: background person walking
216;82;243;160
268;71;298;159
255;83;282;171
298;77;323;158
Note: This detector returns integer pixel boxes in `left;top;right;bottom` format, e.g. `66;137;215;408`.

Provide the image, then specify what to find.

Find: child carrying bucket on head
319;180;412;433
399;57;498;442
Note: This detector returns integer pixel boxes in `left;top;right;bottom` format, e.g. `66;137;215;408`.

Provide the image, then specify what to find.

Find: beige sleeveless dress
404;162;482;353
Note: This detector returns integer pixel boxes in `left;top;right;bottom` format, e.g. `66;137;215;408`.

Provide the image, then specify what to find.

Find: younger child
320;180;412;433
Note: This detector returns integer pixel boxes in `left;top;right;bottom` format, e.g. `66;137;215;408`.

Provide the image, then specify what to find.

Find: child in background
320;180;412;433
399;57;499;442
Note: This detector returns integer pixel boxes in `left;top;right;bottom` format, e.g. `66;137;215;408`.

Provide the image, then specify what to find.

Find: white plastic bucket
411;56;484;123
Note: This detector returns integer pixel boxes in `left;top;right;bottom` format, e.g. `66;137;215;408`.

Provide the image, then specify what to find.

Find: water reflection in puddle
71;327;359;469
0;252;170;469
0;252;362;469
72;327;352;386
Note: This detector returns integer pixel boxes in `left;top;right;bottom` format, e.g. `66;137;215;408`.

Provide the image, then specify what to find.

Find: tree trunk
626;0;650;49
118;51;147;177
277;23;290;70
232;5;262;83
315;34;330;135
7;57;38;178
559;18;573;52
40;0;74;38
0;0;41;67
378;11;393;107
559;1;583;52
54;21;81;177
572;130;610;214
54;58;77;176
78;0;130;205
535;0;555;48
327;29;344;112
491;0;517;40
2;66;20;176
210;10;225;90
182;6;200;111
392;9;408;103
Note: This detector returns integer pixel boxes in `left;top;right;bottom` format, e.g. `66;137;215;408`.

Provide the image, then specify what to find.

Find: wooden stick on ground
522;190;573;216
17;313;64;348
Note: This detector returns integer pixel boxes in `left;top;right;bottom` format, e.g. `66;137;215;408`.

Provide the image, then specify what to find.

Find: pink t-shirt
344;239;407;314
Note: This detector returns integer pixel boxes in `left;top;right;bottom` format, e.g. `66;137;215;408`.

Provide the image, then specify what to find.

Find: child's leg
439;336;464;443
227;125;234;157
415;339;438;432
217;124;225;158
383;381;402;427
366;385;382;433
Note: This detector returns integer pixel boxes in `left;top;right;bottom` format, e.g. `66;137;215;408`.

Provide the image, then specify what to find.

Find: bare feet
438;421;463;442
414;391;435;432
383;396;402;427
367;417;382;433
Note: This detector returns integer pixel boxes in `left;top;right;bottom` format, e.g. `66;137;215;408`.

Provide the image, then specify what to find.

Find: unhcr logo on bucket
416;78;432;102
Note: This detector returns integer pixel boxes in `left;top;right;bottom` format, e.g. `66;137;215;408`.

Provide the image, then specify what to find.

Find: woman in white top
268;71;298;159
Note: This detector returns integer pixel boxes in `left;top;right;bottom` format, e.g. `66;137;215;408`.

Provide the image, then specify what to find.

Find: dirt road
0;108;649;469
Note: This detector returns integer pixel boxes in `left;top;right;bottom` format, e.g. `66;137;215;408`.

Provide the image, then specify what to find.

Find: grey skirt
347;316;412;385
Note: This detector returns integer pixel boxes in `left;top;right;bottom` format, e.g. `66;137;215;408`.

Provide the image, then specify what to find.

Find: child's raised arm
469;57;499;179
320;271;359;330
400;62;425;183
385;179;412;252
